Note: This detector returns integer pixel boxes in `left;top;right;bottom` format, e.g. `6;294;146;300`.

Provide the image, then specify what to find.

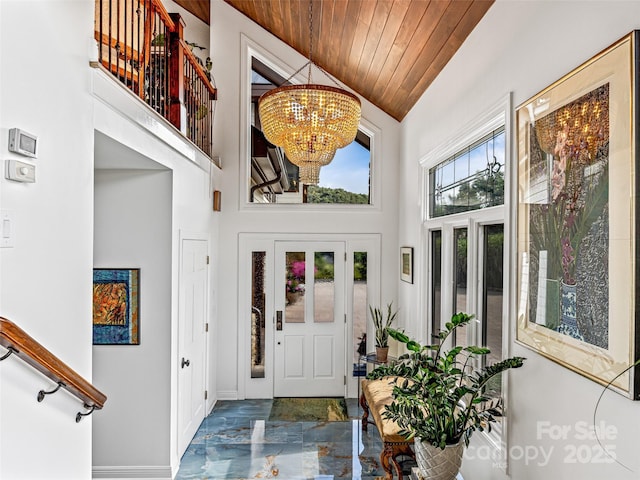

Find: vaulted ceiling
177;0;494;121
174;0;211;24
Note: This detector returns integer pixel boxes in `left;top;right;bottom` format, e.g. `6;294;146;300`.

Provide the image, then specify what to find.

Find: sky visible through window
319;141;370;195
252;66;370;198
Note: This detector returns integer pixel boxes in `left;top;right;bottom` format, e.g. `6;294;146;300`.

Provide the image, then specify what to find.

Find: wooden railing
94;0;216;157
0;317;107;422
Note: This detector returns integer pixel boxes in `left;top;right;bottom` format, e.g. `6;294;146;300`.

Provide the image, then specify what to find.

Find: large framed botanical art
516;31;640;399
93;268;140;345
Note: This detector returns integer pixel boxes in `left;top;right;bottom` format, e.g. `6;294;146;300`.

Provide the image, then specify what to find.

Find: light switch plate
0;210;15;248
5;159;35;183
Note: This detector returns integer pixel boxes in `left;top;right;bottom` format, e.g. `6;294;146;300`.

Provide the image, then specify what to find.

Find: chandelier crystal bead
258;84;361;172
298;162;322;185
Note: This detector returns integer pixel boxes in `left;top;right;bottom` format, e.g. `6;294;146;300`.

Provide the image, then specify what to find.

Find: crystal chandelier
297;157;331;186
258;0;361;185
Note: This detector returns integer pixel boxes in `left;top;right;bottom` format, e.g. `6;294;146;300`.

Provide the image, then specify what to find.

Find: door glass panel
353;252;368;374
454;228;468;346
483;224;504;397
314;252;335;323
251;251;266;378
431;231;442;342
285;252;305;323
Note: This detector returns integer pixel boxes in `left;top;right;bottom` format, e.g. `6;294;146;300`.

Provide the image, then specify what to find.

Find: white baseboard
217;390;238;400
92;465;172;480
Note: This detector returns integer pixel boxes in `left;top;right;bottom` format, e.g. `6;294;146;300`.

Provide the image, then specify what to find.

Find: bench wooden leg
359;392;369;432
381;442;415;480
380;443;395;479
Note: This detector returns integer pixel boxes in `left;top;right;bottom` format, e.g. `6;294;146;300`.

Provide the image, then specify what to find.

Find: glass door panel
314;252;335;323
285;252;305;323
353;252;368;371
251;251;266;378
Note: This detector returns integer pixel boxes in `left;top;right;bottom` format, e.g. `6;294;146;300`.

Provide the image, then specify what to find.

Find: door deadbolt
276;310;283;331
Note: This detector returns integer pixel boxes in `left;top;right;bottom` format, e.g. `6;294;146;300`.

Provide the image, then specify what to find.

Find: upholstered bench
360;377;415;479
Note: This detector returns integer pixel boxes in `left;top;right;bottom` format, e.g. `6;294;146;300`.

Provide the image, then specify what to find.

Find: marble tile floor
175;398;416;480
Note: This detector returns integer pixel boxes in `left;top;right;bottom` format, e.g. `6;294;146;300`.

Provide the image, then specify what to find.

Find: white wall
0;0;219;477
209;0;402;399
0;1;96;479
93;166;172;475
92;84;219;473
400;1;640;479
165;0;210;65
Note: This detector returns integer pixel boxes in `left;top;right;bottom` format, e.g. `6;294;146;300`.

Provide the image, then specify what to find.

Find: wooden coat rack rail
0;317;107;422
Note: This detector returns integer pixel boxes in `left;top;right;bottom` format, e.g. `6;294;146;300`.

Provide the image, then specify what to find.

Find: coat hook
76;404;96;423
37;381;64;402
0;347;15;361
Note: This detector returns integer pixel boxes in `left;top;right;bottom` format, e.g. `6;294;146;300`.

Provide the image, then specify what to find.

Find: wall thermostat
6;159;35;183
8;128;38;158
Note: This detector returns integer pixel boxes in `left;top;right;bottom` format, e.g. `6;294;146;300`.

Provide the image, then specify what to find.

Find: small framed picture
401;247;413;284
93;268;140;345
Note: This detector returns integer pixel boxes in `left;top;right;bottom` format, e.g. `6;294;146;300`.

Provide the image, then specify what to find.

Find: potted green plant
367;312;525;480
369;302;398;362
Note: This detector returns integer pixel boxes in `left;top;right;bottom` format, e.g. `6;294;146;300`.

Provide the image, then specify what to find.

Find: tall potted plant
369;302;398;362
367;313;525;480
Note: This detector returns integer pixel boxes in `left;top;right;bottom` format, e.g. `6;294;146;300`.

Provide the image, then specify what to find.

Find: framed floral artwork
516;31;640;398
93;268;140;345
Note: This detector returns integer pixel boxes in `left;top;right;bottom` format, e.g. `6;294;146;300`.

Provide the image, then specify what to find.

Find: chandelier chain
257;0;361;185
308;0;313;83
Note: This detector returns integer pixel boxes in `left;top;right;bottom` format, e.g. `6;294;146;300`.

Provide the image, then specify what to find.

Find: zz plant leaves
366;312;525;449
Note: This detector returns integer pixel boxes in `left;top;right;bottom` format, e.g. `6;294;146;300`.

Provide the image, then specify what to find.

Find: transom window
429;127;505;218
249;58;371;205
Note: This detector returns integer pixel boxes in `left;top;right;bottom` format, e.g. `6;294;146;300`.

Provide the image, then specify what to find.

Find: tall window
430;231;442;342
453;228;468;347
424;113;507;419
482;224;504;397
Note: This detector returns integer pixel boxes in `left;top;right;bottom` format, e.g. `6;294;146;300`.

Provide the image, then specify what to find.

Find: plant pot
375;346;389;363
558;281;583;340
286;291;301;305
414;438;464;480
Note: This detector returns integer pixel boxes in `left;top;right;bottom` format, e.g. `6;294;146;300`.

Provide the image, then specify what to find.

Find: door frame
238;233;381;400
176;230;210;458
274;241;346;397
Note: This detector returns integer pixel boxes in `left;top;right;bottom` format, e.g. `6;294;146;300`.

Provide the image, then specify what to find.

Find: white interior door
274;241;346;397
177;237;208;455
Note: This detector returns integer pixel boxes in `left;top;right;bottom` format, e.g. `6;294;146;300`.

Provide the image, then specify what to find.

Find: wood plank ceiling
177;0;494;121
174;0;211;25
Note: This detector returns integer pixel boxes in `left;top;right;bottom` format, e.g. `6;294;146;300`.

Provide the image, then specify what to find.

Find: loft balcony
94;0;217;158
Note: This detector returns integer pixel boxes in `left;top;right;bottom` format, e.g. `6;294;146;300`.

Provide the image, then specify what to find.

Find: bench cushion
361;377;409;444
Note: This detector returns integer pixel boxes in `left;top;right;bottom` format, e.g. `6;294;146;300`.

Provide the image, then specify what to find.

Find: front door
177;237;208;456
274;241;346;397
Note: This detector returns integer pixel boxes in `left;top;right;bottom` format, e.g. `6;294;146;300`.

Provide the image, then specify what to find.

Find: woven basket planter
414;438;464;480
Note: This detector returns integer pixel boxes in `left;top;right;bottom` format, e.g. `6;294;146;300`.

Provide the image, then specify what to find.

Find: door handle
276;310;283;331
181;357;190;368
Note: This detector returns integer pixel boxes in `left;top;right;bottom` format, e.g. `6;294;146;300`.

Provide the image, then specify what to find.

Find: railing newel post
168;12;185;133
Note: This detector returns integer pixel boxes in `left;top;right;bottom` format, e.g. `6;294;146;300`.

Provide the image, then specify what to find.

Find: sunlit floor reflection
174;398;415;480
